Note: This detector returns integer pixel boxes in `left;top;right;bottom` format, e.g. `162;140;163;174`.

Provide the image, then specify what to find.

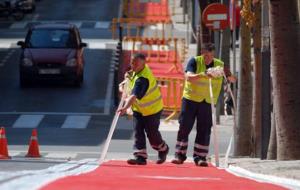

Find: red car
17;24;87;87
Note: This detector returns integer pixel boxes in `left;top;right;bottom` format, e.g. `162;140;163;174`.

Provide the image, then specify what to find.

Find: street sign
202;3;229;30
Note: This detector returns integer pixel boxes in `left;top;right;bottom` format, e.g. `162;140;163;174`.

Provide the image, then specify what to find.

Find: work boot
156;145;169;164
127;156;147;165
171;158;184;164
194;157;208;167
171;154;186;165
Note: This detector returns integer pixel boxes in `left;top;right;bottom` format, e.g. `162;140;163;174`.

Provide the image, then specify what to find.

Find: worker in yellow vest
118;53;169;165
171;43;235;167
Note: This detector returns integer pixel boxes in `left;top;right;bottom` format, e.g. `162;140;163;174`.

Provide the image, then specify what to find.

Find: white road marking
12;115;44;128
0;38;118;50
138;175;221;181
6;20;110;29
8;152;21;157
46;152;77;159
0;112;107;116
0;159;98;190
10;22;28;29
69;21;82;28
85;39;118;49
94;21;110;29
61;115;91;129
0;38;20;49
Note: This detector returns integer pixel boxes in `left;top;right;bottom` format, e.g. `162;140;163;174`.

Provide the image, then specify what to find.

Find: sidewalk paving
221;157;300;190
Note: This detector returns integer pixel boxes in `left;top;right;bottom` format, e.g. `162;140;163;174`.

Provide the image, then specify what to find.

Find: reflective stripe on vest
130;65;163;116
183;56;224;104
144;83;159;97
138;95;162;108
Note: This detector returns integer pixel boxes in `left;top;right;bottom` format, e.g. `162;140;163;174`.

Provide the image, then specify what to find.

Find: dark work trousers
133;110;168;159
175;98;212;161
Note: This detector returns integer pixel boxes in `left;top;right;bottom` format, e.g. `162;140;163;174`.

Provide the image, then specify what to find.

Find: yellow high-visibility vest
129;65;163;116
183;56;224;104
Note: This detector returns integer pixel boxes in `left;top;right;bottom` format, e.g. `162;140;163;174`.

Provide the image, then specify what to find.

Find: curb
226;165;300;190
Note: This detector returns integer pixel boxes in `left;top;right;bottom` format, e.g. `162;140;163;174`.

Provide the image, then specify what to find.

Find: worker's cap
132;53;146;61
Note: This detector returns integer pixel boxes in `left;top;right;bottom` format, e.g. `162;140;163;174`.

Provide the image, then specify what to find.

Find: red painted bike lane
41;161;286;190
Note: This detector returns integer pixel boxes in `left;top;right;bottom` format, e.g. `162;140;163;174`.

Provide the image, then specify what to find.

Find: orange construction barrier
157;77;184;120
111;18;172;39
124;0;171;22
0;127;10;159
121;50;183;75
26;129;41;158
122;37;187;62
121;37;187;74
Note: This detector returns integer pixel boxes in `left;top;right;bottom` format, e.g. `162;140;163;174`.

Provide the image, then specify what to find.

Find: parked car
17;24;87;87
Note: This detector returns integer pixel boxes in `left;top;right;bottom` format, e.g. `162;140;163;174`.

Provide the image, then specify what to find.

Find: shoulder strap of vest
213;58;224;66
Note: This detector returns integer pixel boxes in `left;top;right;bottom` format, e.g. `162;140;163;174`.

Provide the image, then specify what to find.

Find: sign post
202;3;229;167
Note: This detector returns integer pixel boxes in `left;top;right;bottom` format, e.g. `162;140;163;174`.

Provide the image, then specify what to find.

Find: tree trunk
252;1;262;158
270;0;300;160
298;0;300;19
267;109;277;159
234;1;253;156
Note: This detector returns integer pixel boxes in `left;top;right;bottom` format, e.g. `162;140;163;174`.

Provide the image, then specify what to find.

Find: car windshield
26;29;77;48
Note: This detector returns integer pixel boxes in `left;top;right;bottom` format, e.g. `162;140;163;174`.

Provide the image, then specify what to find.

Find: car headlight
22;58;33;66
66;58;77;67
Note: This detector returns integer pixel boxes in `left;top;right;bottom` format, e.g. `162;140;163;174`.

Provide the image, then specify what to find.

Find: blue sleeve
131;77;149;100
185;57;197;73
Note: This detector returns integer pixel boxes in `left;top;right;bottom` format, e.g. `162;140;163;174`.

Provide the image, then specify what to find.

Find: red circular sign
202;3;229;30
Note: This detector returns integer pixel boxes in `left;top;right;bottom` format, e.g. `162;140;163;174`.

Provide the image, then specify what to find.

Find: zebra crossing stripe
9;22;28;29
0;38;118;49
69;21;82;28
61;115;91;129
7;21;111;29
12;115;44;128
94;21;110;29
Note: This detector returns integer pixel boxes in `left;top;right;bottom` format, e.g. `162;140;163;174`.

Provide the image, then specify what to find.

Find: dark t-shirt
185;57;214;73
131;77;149;100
